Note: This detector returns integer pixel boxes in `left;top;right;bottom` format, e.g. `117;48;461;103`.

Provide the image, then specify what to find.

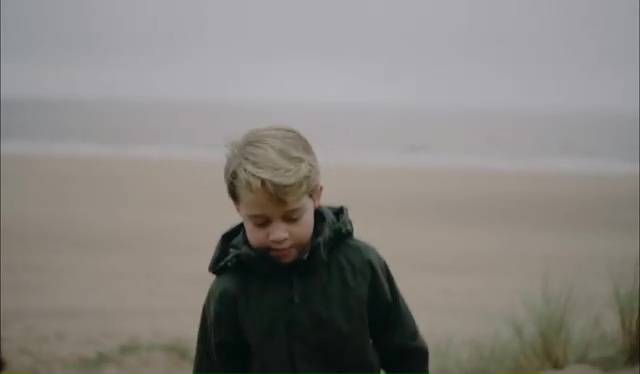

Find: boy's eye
283;216;301;223
252;220;270;228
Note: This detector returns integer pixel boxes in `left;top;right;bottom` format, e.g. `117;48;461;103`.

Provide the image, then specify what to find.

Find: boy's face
235;186;323;264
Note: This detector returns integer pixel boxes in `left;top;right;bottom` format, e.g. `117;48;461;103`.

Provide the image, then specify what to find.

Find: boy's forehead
238;188;305;214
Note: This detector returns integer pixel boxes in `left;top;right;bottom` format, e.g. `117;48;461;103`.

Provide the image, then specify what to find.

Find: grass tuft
611;261;640;366
503;279;593;372
77;339;194;372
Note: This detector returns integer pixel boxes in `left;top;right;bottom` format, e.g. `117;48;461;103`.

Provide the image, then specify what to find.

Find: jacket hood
208;205;354;275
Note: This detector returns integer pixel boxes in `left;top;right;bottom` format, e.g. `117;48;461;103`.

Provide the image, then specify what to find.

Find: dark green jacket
193;206;429;373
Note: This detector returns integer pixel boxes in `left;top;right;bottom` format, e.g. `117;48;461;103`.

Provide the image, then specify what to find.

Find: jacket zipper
288;273;301;372
291;274;301;304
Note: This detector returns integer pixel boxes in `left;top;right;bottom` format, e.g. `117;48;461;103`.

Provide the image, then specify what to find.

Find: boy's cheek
243;225;267;248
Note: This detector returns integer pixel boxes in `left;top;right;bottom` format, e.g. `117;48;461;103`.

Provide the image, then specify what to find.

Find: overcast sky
1;0;638;110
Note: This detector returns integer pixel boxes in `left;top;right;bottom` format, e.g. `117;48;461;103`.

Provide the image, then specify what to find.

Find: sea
1;97;638;176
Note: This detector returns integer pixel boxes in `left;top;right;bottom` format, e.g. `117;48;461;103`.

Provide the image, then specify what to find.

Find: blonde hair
224;126;320;204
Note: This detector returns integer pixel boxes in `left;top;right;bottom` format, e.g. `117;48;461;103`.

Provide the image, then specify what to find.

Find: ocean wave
2;140;637;176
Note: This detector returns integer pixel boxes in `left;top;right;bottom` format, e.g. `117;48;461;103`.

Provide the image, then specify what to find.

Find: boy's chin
268;247;299;263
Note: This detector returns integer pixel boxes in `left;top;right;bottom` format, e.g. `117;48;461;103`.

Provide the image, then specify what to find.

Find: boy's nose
269;229;289;243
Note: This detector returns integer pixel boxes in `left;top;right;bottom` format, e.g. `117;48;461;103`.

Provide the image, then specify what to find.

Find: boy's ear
312;185;323;208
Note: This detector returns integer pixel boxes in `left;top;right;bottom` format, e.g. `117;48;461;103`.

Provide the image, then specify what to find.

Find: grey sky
1;0;638;110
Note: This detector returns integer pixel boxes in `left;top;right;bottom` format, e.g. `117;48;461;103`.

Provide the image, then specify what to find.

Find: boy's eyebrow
283;207;303;214
247;207;303;219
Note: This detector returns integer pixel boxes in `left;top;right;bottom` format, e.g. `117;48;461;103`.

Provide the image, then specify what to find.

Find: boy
193;126;429;373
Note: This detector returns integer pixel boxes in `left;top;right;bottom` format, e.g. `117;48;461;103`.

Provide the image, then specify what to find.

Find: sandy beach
1;154;638;372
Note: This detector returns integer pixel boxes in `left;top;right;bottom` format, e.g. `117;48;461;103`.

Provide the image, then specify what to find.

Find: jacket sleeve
368;256;430;373
193;275;250;373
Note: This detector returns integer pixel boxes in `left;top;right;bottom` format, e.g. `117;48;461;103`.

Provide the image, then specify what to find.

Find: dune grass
431;281;592;373
75;339;194;373
611;262;640;367
503;280;595;372
432;265;639;373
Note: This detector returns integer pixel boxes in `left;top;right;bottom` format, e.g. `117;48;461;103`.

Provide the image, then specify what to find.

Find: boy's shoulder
205;269;243;303
332;236;387;269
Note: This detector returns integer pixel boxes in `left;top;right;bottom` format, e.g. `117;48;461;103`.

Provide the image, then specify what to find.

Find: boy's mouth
270;246;294;259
